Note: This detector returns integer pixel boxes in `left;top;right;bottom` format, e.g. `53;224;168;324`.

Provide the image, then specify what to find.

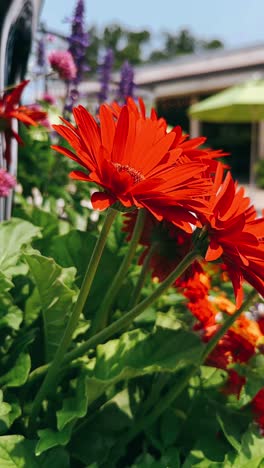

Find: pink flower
0;169;16;197
42;93;56;105
48;50;77;81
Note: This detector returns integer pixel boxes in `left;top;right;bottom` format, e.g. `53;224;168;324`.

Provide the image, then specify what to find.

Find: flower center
113;163;145;184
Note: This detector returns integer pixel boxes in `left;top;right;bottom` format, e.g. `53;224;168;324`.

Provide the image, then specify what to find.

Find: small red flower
53;100;213;230
0;80;47;166
183;269;263;398
252;389;264;434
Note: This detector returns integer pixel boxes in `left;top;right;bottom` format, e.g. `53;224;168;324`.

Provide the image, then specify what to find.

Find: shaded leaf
216;412;241;452
132;448;180;467
38;447;70;467
70;400;131;466
160;408;185;448
46;230;122;317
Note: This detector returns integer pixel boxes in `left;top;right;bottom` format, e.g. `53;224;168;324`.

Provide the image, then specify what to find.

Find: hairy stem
90;209;146;333
129;242;158;309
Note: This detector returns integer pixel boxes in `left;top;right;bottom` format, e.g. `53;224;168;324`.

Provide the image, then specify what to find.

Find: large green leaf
0;353;31;387
36;374;89;456
0;435;38;467
0;392;21;435
36;424;74;456
0;219;40;277
46;230;122;317
25;254;77;361
0;272;22;332
85;327;203;404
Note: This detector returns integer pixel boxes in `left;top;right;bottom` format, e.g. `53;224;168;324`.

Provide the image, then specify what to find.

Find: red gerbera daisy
201;165;264;307
0;80;47;166
183;270;262;398
52;101;213;231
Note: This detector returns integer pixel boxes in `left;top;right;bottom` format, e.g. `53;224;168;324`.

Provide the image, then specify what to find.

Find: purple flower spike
68;0;89;85
117;61;135;103
98;49;114;103
36;37;46;69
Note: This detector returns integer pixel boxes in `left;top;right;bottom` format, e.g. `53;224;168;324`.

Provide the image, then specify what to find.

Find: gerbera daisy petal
91;191;116;210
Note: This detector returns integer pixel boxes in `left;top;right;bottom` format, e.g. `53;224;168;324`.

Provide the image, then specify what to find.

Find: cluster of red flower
52;96;264;430
182;268;264;431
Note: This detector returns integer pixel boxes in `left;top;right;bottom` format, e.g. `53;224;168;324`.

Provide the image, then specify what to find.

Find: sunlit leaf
57;375;88;431
0;353;31;388
0;219;40;277
0;435;38;467
25;254;77;361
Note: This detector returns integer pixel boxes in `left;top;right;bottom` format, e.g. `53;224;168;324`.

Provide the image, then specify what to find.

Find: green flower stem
63;249;201;365
128;242;158;309
28;208;117;435
27;249;199;387
202;288;258;362
110;288;258;460
90;208;146;334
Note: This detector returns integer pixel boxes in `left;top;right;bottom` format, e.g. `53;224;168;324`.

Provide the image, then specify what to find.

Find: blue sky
40;0;264;48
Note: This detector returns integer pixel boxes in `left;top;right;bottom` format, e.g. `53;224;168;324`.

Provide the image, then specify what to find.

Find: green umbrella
189;79;264;122
188;79;264;185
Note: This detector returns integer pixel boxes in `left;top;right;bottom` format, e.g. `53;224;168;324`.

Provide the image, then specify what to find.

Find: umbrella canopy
189;79;264;122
